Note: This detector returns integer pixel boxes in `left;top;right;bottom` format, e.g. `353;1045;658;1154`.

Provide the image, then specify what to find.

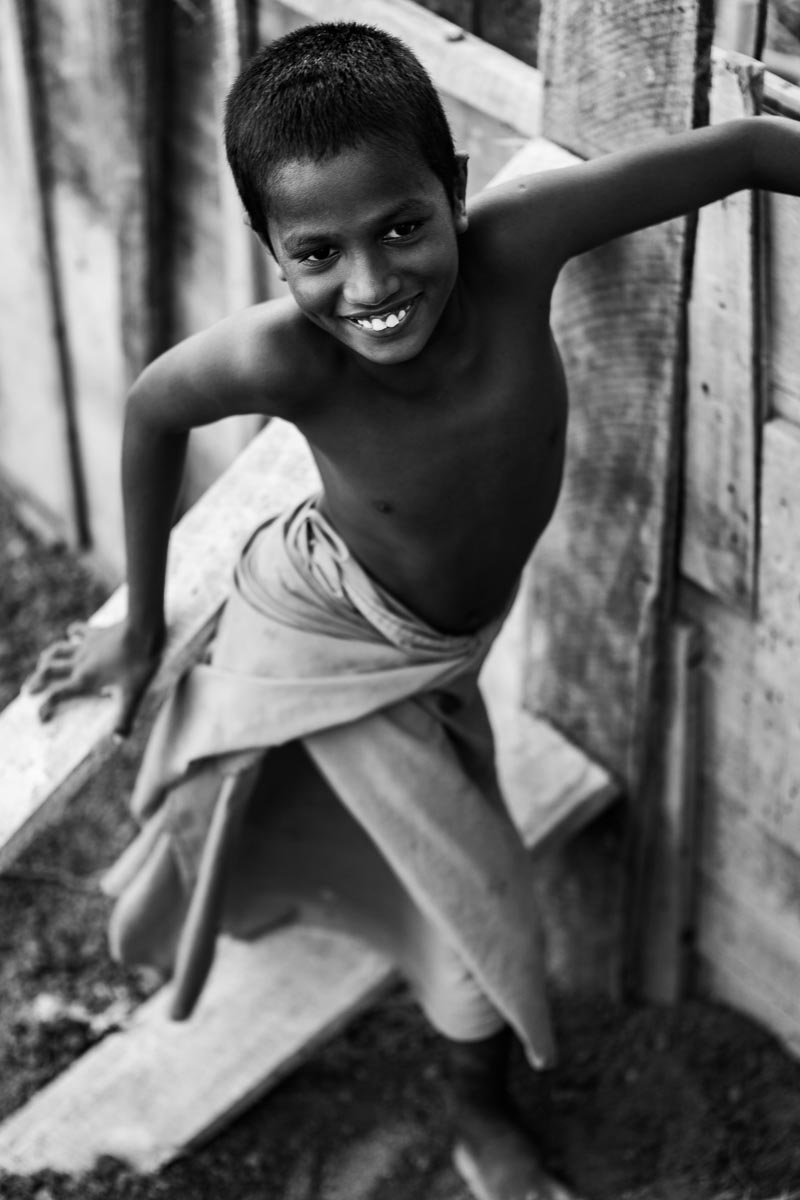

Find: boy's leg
445;1028;580;1200
223;743;581;1198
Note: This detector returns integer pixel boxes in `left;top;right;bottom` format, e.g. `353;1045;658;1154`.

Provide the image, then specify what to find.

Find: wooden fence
3;0;800;1168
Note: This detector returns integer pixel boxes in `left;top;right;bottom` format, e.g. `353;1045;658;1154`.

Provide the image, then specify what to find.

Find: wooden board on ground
526;0;713;789
0;0;77;538
681;49;763;611
0;927;397;1174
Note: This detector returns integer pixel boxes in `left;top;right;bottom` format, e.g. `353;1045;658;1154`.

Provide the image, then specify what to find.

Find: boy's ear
452;153;469;233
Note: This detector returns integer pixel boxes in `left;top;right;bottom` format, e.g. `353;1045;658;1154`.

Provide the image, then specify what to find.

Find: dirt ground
3;491;800;1200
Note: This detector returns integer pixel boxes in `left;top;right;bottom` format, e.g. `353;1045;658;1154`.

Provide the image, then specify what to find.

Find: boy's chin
336;318;435;366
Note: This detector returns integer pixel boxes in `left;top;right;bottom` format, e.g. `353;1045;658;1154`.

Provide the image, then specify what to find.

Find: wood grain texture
766;190;800;425
525;0;712;789
538;0;713;159
678;420;800;1051
681;49;763;611
167;0;265;506
0;0;76;536
30;0;150;575
696;874;800;1058
757;73;800;425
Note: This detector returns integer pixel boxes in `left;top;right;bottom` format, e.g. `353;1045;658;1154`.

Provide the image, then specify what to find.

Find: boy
28;20;800;1200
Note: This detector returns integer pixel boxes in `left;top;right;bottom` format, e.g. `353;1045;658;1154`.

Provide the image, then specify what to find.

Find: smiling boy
28;20;800;1200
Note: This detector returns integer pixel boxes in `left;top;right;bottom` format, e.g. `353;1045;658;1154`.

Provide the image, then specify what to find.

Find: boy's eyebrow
281;198;433;255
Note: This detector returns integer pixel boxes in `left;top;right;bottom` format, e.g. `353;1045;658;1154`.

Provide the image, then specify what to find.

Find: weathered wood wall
527;0;715;796
678;62;800;1054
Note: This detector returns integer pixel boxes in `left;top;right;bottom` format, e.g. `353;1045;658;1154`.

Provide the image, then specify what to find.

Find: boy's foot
452;1107;579;1200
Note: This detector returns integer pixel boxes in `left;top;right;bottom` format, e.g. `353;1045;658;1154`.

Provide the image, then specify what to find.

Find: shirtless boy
29;21;800;1200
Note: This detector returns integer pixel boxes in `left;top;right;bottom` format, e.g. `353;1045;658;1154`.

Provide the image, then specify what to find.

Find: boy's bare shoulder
137;296;337;429
464;169;579;294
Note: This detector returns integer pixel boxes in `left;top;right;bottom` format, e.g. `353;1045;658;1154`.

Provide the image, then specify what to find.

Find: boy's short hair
224;22;458;246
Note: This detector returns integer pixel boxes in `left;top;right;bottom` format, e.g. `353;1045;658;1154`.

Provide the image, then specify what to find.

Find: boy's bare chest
295;326;568;630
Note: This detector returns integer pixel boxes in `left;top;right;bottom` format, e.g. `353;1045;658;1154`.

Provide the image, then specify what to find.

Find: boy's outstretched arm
28;301;307;734
480;115;800;270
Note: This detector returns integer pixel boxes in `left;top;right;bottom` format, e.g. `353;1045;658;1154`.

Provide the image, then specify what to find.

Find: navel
372;499;394;514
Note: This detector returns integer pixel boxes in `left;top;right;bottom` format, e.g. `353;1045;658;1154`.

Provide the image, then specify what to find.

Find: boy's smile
266;141;468;367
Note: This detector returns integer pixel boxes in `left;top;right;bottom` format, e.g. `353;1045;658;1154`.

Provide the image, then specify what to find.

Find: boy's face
266;140;468;366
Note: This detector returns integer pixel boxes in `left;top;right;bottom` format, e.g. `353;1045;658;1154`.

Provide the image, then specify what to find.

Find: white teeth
353;305;410;332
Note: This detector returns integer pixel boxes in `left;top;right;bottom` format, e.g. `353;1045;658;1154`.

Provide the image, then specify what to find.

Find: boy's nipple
372;500;394;514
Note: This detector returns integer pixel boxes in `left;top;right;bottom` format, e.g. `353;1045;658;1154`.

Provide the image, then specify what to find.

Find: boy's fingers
38;683;84;722
66;621;87;639
26;656;74;693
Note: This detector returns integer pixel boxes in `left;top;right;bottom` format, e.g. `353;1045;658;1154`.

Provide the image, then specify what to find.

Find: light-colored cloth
104;498;556;1067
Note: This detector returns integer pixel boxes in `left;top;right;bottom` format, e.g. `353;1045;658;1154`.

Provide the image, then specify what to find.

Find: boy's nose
342;251;399;308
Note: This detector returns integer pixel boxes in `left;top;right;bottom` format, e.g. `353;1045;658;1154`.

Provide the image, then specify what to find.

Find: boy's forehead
267;141;448;240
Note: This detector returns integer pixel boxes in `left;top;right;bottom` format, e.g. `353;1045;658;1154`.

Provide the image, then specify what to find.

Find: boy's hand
26;621;164;737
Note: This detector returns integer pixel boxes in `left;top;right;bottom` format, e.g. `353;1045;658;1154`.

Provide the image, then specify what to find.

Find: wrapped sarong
104;497;555;1067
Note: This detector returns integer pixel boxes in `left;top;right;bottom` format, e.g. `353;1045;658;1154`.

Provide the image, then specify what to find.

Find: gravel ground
3;490;800;1200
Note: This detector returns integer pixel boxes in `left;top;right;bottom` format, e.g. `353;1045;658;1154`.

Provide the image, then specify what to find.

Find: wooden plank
481;567;618;857
681;49;763;611
713;0;766;56
258;0;543;139
0;420;319;873
0;927;397;1174
538;0;712;160
527;0;712;790
764;68;800;118
676;420;800;1048
168;0;265;506
0;0;77;538
765;186;800;427
762;72;800;424
632;620;702;1003
31;0;151;577
696;877;800;1058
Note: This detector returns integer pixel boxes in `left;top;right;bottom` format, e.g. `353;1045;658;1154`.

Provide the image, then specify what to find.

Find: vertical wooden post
21;0;152;577
0;0;84;542
166;0;265;506
526;0;714;796
681;50;764;612
631;620;702;1003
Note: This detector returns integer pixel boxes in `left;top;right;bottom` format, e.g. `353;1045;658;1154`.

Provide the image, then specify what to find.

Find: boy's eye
384;221;422;241
301;245;337;264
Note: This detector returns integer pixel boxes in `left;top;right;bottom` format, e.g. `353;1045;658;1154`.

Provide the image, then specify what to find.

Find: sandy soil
2;492;800;1200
